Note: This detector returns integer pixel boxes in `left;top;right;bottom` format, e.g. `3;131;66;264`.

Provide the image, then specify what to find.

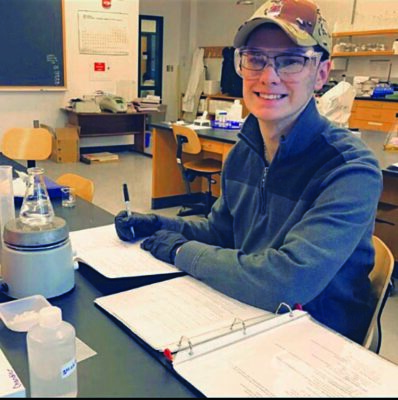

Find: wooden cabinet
375;171;398;260
61;108;147;152
349;100;398;132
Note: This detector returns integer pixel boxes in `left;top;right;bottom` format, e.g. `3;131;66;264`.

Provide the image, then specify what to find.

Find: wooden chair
363;235;395;353
172;124;222;217
56;173;94;203
1;127;52;167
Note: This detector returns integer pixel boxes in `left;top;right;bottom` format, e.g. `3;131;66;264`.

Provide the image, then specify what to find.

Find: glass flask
19;167;54;226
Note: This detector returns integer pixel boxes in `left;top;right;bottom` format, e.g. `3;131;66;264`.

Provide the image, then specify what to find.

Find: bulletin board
0;0;66;90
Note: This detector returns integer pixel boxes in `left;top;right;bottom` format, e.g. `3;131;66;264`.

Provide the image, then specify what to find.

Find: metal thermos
1;217;75;299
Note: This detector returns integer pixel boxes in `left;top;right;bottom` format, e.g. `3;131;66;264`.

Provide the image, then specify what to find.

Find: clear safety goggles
234;47;322;81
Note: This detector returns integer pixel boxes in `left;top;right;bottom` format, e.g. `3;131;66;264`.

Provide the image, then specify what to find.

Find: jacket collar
239;98;330;160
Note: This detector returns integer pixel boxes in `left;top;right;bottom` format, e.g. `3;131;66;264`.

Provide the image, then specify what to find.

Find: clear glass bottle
19;167;54;226
27;306;77;397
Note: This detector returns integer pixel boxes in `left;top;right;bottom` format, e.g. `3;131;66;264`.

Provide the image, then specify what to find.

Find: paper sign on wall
90;60;111;81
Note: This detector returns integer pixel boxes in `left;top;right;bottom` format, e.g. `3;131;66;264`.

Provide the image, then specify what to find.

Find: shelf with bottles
331;29;398;57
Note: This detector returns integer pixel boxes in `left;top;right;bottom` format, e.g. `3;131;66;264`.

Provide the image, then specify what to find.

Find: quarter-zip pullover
161;98;383;344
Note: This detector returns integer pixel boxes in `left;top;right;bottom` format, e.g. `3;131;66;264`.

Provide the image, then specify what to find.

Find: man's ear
314;59;331;91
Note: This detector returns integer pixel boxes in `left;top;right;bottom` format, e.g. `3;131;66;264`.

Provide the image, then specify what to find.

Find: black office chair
172;124;222;217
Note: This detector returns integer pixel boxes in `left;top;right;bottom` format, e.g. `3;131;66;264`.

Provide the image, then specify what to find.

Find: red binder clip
294;303;303;310
163;348;173;362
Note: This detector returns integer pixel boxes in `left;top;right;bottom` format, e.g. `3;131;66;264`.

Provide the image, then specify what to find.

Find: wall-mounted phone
99;95;128;113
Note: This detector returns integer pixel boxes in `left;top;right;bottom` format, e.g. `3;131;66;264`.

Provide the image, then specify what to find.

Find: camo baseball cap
233;0;331;55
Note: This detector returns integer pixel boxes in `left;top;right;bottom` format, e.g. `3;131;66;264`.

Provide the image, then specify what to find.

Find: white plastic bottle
27;306;77;397
228;99;243;122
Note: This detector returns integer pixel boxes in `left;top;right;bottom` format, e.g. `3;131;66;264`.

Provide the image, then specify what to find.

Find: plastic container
228;99;243;122
0;295;50;332
215;110;228;128
27;306;77;397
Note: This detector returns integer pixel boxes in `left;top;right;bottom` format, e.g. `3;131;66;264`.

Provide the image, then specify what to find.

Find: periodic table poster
78;11;129;56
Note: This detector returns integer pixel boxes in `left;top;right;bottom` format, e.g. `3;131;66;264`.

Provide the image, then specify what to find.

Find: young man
115;0;382;344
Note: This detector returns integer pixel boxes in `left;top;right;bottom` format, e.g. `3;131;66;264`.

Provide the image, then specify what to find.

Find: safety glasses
234;47;322;81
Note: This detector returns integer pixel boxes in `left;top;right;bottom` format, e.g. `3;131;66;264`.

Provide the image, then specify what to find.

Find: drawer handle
367;122;383;126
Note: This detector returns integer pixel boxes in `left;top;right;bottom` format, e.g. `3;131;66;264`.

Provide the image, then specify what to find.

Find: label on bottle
61;358;76;379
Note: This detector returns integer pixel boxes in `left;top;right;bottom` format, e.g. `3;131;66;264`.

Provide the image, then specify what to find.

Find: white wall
0;0;139;148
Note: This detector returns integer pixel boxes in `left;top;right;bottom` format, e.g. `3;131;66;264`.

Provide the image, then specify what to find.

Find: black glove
141;229;188;264
114;211;162;242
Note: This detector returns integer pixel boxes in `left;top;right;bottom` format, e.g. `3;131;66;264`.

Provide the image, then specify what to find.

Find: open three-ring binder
94;276;398;397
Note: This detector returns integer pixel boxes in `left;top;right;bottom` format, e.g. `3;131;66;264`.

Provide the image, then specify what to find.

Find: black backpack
220;47;243;97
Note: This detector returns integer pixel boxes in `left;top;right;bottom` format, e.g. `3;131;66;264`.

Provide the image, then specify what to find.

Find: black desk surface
0;158;195;397
149;122;240;144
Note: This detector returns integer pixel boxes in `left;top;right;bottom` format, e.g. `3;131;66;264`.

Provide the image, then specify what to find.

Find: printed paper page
70;225;179;278
174;315;398;397
94;276;272;351
0;348;25;397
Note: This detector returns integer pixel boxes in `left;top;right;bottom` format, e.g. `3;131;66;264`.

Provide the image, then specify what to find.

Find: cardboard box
42;125;80;163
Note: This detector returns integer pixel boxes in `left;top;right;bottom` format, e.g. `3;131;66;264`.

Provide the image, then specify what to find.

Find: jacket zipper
260;167;268;214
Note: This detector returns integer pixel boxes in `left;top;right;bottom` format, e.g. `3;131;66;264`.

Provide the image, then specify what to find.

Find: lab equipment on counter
27;306;77;397
0;295;51;332
193;111;211;127
99;95;127;113
1;217;75;299
371;82;394;99
19;167;54;226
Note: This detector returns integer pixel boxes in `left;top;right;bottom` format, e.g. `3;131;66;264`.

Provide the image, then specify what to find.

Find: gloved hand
141;229;188;264
114;211;162;242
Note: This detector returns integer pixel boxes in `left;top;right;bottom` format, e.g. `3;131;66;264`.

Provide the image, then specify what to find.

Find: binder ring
275;302;294;317
178;335;194;355
230;318;247;335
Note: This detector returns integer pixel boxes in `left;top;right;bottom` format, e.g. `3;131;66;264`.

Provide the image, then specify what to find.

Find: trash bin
144;131;152;155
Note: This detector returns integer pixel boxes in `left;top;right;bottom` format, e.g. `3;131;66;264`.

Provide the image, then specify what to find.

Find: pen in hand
123;183;135;239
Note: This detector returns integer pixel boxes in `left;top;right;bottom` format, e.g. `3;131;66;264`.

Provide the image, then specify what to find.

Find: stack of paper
133;95;161;112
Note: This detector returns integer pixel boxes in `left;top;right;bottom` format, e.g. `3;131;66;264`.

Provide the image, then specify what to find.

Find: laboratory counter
0;156;195;398
150;122;239;209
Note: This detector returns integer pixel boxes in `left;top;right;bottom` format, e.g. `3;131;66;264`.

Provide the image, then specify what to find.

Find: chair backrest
171;124;202;155
56;173;95;202
363;235;394;352
1;128;52;162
